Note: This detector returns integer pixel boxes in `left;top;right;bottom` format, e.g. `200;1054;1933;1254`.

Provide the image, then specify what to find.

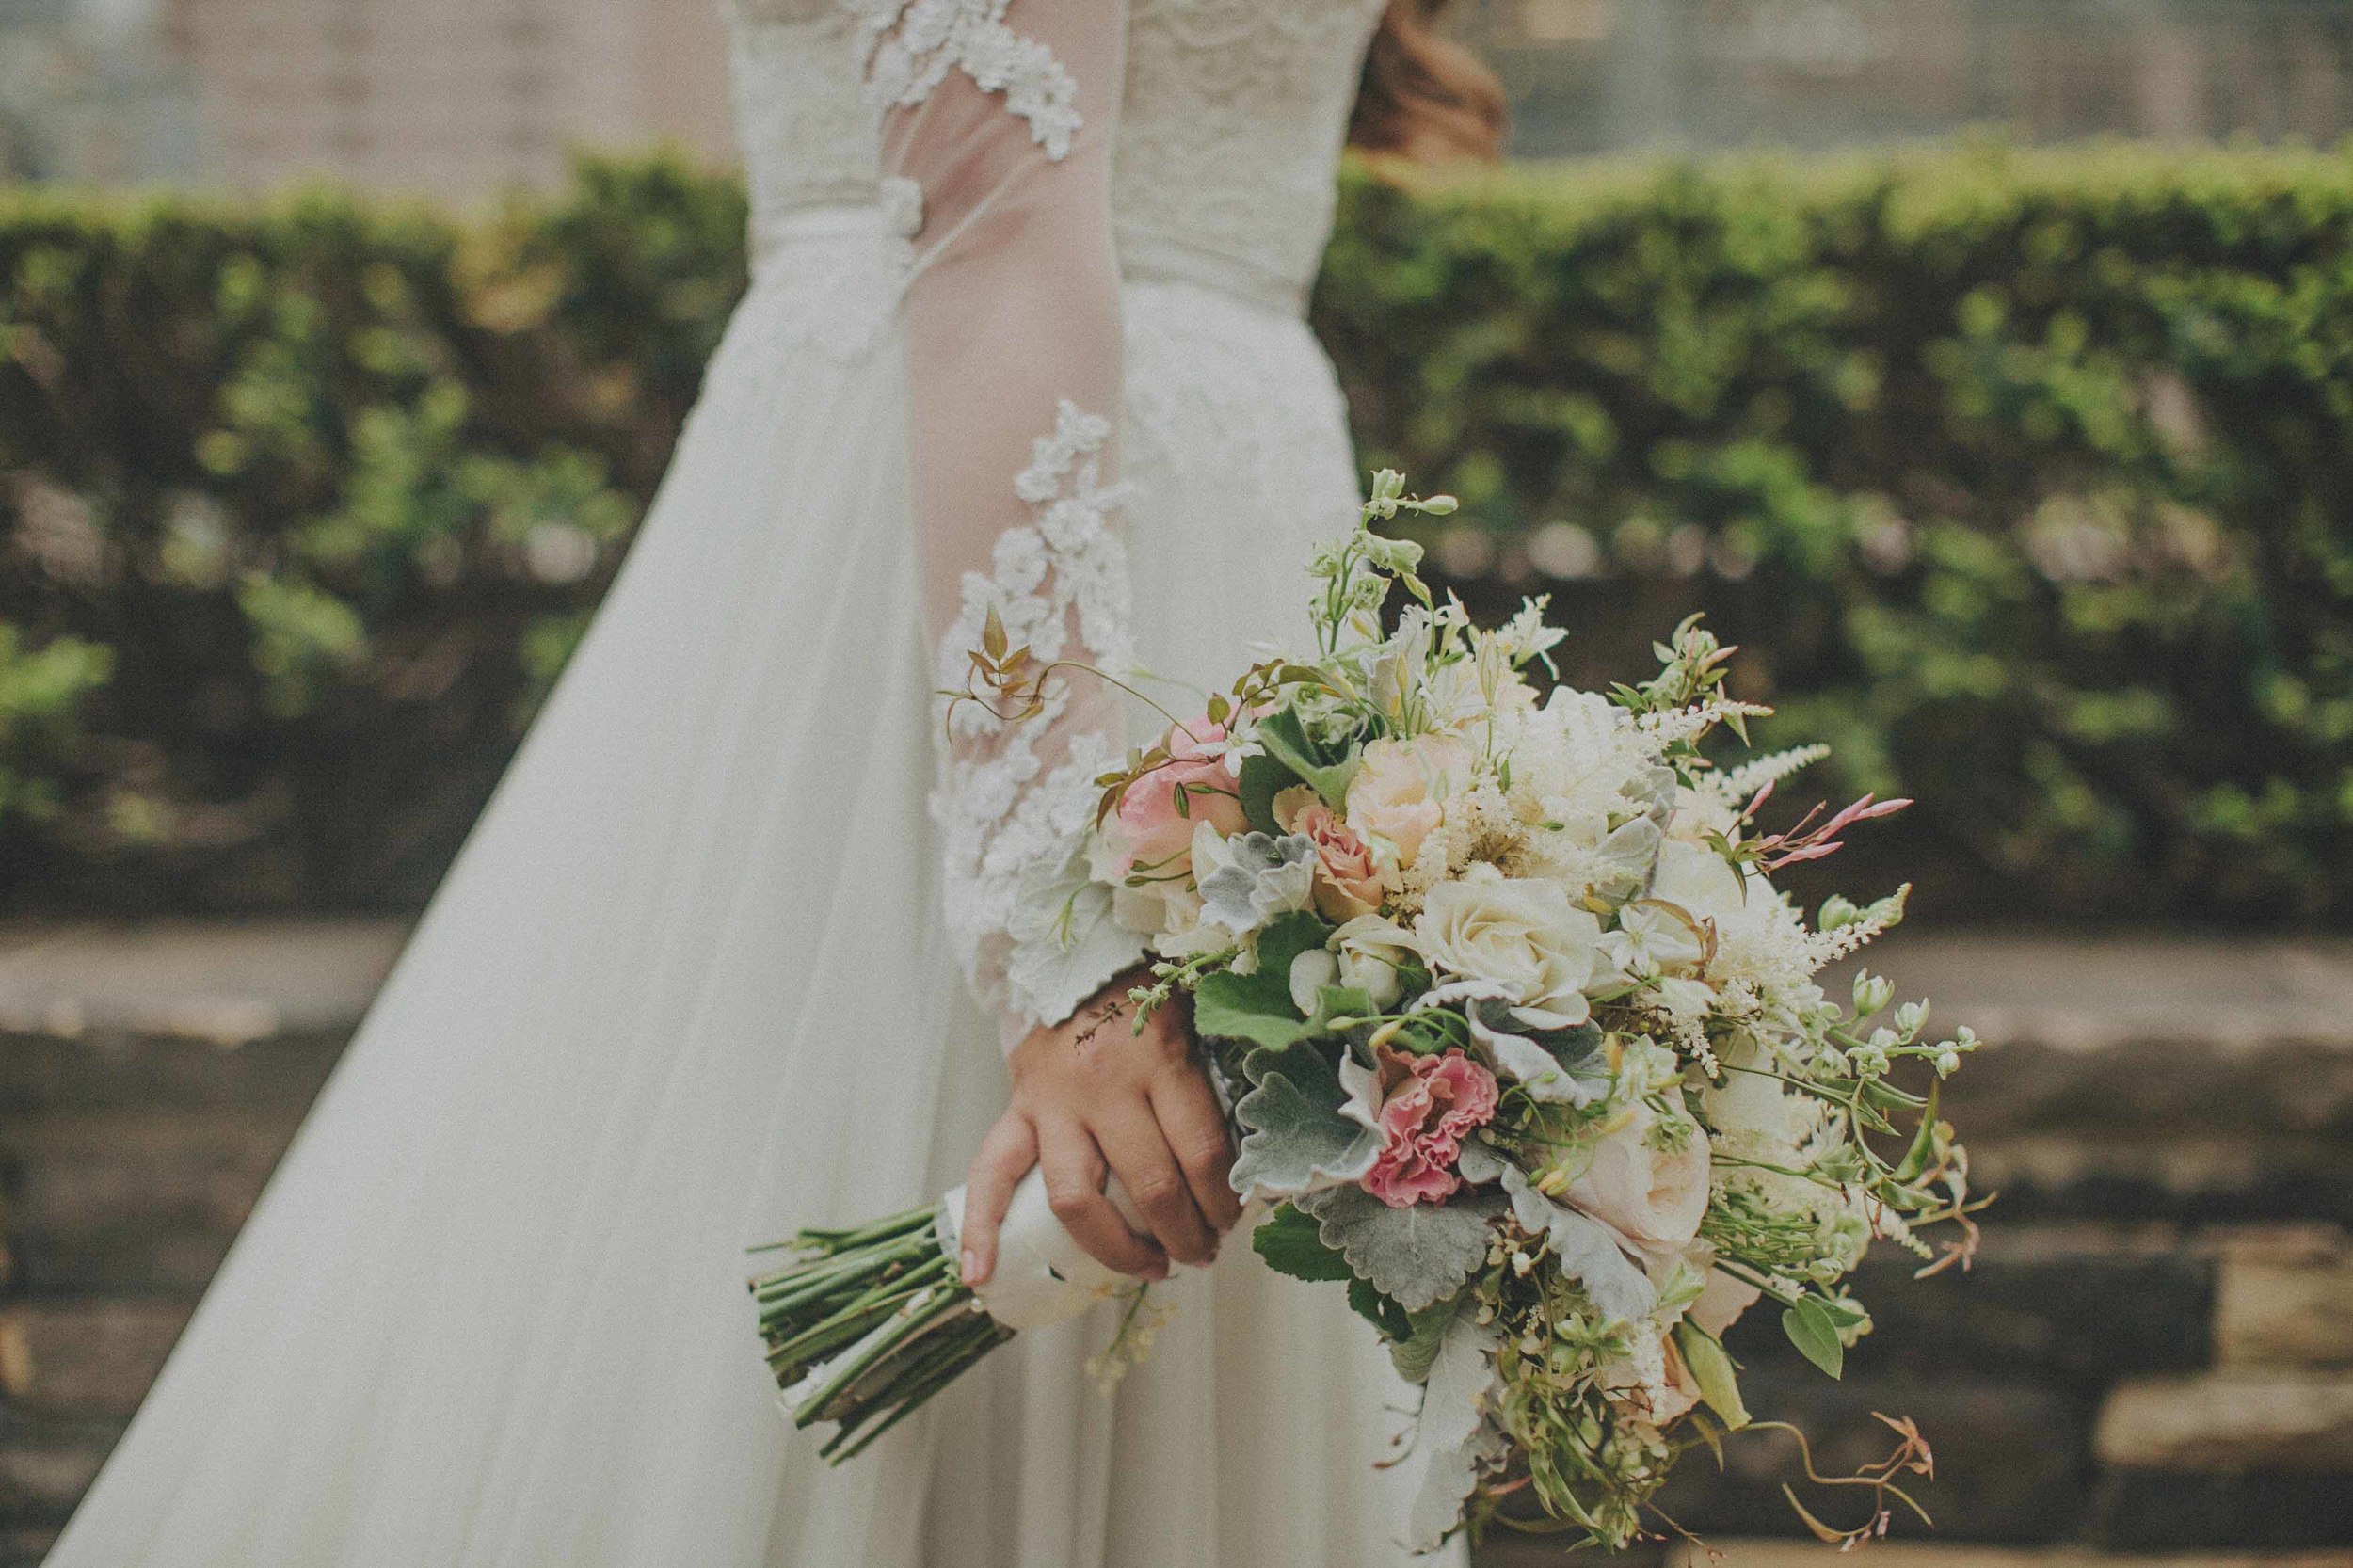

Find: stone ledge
1745;1221;2215;1386
1654;1371;2091;1542
0;1108;301;1294
0;920;407;1046
1862;933;2353;1059
0;1299;192;1420
2095;1371;2353;1472
2217;1227;2353;1369
0;1413;120;1525
2091;1468;2353;1553
1477;1540;2353;1567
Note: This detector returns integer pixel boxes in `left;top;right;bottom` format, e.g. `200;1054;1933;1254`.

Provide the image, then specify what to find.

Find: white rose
1414;867;1609;1026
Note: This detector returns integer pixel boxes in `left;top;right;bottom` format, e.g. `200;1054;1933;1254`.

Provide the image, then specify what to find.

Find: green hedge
2;146;2347;921
1326;144;2353;923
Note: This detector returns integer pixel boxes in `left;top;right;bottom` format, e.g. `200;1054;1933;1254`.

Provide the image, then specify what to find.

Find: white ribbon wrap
939;1169;1147;1333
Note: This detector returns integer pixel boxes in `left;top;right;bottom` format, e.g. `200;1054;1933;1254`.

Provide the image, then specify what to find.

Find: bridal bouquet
752;473;1984;1550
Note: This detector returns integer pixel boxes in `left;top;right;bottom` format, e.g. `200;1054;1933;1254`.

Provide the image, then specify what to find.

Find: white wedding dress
46;3;1465;1565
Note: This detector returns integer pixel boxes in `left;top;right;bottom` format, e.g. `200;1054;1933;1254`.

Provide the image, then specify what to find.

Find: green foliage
1318;143;2353;924
0;155;744;907
1780;1293;1849;1380
1249;1203;1356;1284
2;144;2345;920
1191;911;1332;1050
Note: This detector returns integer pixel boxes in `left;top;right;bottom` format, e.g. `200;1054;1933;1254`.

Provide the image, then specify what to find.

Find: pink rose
1275;788;1385;920
1362;1048;1499;1208
1113;717;1247;882
1345;734;1473;872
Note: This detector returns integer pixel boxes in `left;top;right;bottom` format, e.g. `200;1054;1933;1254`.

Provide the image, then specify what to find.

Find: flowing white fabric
45;1;1462;1565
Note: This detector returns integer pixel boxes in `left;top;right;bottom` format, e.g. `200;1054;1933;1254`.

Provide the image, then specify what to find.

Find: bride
46;2;1505;1563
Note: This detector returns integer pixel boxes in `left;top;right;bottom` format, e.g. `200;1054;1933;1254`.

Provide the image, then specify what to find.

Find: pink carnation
1362;1048;1499;1208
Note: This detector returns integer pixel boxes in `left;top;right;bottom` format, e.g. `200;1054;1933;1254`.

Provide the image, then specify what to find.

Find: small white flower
1330;915;1417;1010
1288;947;1339;1016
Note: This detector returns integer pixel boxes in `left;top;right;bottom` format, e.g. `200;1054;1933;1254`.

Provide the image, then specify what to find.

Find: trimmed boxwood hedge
1;145;2347;921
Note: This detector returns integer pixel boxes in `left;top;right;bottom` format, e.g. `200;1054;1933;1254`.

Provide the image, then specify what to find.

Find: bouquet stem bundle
750;1204;1012;1462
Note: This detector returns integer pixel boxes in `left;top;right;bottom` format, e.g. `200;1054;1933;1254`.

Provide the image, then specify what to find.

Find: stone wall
0;922;2346;1564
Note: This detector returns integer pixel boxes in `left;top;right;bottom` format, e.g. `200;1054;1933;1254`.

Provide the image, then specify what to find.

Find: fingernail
960;1248;980;1286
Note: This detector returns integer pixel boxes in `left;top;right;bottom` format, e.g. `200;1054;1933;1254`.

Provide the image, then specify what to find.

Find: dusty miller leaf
1403;1308;1502;1551
1296;1185;1507;1313
1387;1302;1460;1383
1229;1041;1382;1199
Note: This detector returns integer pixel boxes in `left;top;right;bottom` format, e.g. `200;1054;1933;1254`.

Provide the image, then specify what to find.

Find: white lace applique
853;0;1083;160
932;401;1143;1029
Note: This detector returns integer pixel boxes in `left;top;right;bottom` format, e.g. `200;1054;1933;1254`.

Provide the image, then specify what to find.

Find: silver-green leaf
1228;1043;1382;1200
1296;1185;1507;1312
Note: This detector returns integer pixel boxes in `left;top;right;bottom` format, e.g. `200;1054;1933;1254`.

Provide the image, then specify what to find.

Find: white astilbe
1638;698;1772;749
1806;884;1912;969
1701;744;1833;809
1705;884;1819;998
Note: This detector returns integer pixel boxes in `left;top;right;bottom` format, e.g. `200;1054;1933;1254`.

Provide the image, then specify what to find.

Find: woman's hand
959;979;1242;1287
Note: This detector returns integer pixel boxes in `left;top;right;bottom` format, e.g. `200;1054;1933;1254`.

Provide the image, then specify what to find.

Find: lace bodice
726;0;876;237
726;0;1385;313
1114;0;1386;311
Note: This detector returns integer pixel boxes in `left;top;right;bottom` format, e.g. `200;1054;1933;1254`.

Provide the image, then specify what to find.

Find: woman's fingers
959;1112;1037;1287
1093;1099;1217;1267
1037;1116;1167;1281
1150;1066;1242;1236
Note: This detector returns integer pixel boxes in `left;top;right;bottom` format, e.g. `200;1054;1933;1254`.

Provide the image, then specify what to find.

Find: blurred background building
0;0;732;195
1;0;2351;195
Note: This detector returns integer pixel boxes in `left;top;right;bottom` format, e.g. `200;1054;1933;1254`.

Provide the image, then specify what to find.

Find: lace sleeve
863;0;1144;1043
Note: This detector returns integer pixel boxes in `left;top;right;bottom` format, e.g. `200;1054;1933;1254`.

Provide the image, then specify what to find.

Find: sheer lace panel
856;0;1083;159
870;0;1144;1038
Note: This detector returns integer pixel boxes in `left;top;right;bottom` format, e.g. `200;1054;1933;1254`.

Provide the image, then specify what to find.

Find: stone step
0;1528;56;1568
2090;1471;2353;1554
0;920;391;1113
0;1299;192;1421
0;1107;302;1295
1818;1222;2214;1389
2096;1372;2353;1473
2089;1371;2353;1549
1860;933;2353;1138
0;921;403;1046
1651;1370;2093;1543
1961;1130;2353;1224
1478;1543;2353;1567
2217;1227;2353;1369
0;1411;120;1528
